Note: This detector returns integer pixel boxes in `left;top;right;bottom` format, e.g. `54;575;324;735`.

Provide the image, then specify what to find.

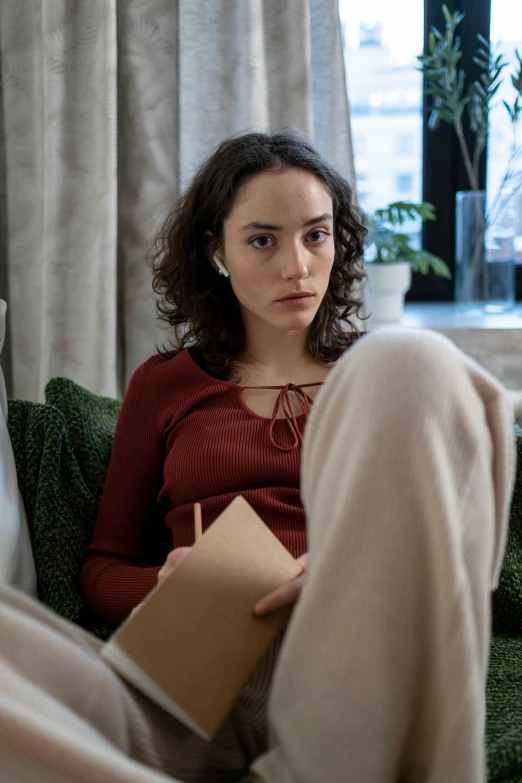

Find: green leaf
473;56;488;69
419;202;437;220
410;252;452;278
512;67;522;94
438;109;456;123
367;202;448;274
428;256;452;279
442;4;452;24
411;257;427;274
428;30;436;54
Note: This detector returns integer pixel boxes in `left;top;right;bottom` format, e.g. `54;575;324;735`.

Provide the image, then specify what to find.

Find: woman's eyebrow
239;213;333;233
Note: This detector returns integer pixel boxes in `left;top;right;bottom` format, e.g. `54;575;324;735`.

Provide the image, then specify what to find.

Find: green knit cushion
45;377;122;502
7;379;122;639
487;635;522;782
493;423;522;635
486;423;522;781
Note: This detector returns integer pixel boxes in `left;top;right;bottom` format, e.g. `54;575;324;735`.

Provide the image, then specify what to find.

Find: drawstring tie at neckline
242;382;323;451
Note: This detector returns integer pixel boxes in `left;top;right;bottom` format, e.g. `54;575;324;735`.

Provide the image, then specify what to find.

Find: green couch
6;377;522;782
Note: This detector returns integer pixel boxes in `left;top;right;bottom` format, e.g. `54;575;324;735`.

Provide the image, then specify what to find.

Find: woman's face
220;167;335;338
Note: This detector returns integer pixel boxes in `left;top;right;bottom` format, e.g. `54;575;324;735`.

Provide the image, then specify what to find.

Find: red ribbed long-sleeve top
80;348;311;625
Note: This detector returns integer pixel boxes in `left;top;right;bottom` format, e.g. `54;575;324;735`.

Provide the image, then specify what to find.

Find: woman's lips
276;293;315;307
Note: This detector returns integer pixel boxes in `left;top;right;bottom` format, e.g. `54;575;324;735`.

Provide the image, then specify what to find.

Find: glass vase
455;190;516;314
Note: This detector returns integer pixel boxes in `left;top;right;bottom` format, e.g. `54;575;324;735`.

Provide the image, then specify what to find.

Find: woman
79;129;365;777
80;130;365;627
0;132;515;783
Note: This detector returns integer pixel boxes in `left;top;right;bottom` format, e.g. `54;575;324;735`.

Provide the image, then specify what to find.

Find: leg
253;328;516;783
0;583;175;783
0;582;275;782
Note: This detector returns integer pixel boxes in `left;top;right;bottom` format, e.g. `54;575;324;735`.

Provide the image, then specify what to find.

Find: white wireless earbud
213;253;230;278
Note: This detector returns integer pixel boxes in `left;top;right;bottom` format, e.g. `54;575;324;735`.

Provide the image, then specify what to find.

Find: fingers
254;574;305;617
157;546;191;583
254;554;307;616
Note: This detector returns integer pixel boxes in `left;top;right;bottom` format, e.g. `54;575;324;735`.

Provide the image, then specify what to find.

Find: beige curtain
0;0;354;402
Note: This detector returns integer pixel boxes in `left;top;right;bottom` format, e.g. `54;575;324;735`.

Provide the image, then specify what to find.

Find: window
396;172;414;194
353;135;366;157
339;0;424;215
396;134;414;156
341;0;522;300
355;170;370;200
488;0;522;264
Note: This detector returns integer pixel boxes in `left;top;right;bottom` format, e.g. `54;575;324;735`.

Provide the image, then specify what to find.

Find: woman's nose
282;245;310;280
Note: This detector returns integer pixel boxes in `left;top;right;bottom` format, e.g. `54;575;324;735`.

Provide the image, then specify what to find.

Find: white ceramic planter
365;261;412;325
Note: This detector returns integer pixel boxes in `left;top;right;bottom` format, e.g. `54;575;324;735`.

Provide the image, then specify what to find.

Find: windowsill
372;303;522;388
400;303;522;330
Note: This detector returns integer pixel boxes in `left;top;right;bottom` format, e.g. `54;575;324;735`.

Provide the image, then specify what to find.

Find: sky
338;0;522;66
491;0;522;44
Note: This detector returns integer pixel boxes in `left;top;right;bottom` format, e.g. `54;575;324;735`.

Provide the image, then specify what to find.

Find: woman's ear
213;254;230;278
204;231;230;277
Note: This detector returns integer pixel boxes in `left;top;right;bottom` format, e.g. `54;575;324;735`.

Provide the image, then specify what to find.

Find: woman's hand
254;553;308;617
157;548;309;617
157;546;191;583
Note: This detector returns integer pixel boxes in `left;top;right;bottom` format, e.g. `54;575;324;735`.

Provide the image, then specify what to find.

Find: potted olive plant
365;201;451;324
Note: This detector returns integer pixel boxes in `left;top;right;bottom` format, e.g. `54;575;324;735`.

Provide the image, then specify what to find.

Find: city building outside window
396;172;414;194
397;134;414;156
340;0;423;251
340;0;423;215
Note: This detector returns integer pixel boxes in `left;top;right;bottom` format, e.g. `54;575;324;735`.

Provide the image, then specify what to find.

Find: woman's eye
308;230;328;243
251;236;273;249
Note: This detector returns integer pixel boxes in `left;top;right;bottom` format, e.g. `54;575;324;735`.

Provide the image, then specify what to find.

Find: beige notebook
101;496;302;740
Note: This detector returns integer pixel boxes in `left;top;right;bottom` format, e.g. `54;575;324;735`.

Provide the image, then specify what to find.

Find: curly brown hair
150;130;367;379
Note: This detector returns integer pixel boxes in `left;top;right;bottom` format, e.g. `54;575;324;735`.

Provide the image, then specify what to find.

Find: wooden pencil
194;502;202;542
